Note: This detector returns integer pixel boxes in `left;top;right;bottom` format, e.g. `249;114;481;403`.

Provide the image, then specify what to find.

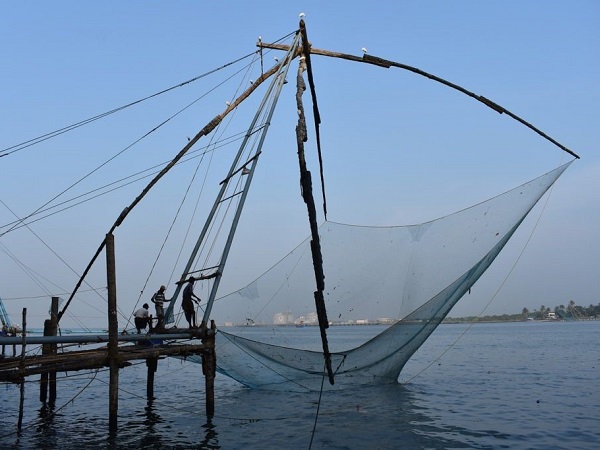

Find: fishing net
209;162;571;391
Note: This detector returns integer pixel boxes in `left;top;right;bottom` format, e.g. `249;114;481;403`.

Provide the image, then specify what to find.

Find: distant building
274;311;294;325
377;318;395;324
294;311;318;325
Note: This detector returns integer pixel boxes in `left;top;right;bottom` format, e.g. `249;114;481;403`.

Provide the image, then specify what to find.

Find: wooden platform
0;340;208;383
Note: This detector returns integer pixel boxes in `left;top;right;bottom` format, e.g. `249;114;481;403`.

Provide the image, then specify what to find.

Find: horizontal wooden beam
0;343;208;382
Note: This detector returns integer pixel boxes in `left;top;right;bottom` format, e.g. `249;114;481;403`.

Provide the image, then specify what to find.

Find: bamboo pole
258;42;580;160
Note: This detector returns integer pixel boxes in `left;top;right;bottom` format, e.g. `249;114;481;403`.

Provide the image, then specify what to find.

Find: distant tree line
447;300;600;323
523;300;600;320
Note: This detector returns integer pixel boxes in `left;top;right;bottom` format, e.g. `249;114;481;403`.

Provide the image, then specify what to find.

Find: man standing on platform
151;285;170;330
182;277;201;329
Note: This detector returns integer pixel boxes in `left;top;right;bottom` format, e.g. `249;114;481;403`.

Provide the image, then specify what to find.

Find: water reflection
198;419;219;449
138;399;165;449
35;403;58;448
212;382;507;449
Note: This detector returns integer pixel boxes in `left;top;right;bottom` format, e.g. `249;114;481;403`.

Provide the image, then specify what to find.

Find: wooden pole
17;308;27;431
106;233;119;431
40;318;51;403
202;320;217;417
146;357;158;400
49;296;59;405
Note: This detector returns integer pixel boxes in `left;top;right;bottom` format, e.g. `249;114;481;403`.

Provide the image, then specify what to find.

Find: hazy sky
1;2;598;329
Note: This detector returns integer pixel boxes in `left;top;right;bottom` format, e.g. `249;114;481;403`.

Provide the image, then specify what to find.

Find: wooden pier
0;321;217;407
0;233;218;432
0;320;217;429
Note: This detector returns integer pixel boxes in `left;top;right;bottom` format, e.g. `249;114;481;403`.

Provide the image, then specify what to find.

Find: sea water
1;321;598;449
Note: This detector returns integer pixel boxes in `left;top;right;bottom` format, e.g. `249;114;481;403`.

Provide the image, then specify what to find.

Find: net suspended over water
211;162;571;392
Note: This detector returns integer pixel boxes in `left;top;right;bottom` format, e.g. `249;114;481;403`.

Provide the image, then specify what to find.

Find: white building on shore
273;311;294;325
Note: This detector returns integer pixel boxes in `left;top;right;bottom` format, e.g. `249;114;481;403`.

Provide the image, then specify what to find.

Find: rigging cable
129;55;262;326
162;31;304;325
1;199;107;302
308;362;328;450
57;44;293;325
0;130;249;233
0;51;258;159
0;57;264;240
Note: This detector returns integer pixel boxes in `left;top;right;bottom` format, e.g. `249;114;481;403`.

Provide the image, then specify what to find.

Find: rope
0;58;259;241
0;51;258;159
0;131;249;234
308;362;327;449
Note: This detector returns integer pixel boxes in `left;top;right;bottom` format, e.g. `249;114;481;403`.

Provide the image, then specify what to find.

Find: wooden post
40;318;51;403
146;357;158;400
41;297;60;404
202;320;217;417
49;296;59;405
106;233;119;431
17;308;27;431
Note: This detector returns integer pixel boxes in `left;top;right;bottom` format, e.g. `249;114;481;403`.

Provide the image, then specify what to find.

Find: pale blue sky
1;2;598;328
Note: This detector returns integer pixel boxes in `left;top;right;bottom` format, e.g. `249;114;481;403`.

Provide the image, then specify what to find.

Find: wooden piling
106;233;119;431
202;320;217;417
49;297;58;405
40;297;59;405
146;357;158;400
17;308;27;431
40;318;51;403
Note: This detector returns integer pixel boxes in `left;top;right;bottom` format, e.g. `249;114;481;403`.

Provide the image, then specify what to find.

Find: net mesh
210;162;571;391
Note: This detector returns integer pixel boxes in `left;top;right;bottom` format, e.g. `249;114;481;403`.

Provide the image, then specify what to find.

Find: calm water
1;321;598;449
